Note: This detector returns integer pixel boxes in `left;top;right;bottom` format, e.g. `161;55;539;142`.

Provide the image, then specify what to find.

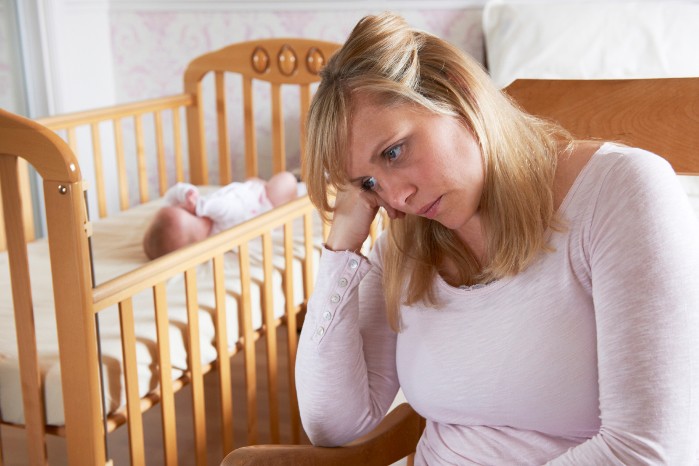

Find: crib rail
90;196;318;464
37;94;194;219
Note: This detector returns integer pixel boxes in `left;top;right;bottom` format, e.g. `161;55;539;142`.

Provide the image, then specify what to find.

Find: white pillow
483;0;699;88
482;0;699;216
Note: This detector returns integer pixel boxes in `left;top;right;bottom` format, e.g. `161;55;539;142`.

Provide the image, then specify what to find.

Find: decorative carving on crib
305;47;325;74
250;44;326;77
277;44;298;76
251;46;271;74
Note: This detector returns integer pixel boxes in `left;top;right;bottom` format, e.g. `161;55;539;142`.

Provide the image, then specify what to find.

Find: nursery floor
1;325;310;466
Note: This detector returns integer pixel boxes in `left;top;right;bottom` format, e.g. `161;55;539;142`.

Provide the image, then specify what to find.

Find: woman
296;13;699;465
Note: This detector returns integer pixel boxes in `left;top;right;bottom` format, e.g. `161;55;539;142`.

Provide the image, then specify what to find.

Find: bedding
0;184;321;426
483;0;699;88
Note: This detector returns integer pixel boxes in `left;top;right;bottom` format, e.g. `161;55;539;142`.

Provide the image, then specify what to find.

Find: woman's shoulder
566;142;675;193
590;143;676;190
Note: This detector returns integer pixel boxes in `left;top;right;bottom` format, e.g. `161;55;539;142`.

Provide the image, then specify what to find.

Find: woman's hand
325;184;405;252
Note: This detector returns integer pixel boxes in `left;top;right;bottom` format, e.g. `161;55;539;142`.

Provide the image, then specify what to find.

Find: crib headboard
505;78;699;175
183;38;341;185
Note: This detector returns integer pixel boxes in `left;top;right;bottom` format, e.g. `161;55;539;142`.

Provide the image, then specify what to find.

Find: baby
143;171;298;259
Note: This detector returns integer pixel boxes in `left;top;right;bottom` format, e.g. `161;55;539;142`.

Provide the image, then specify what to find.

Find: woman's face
346;93;485;234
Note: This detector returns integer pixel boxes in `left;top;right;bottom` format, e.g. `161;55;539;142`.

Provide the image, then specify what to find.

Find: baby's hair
143;206;211;260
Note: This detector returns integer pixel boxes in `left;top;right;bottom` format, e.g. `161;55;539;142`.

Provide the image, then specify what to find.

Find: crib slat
322;217;330;242
0;427;4;466
173;109;185;183
17;159;36;243
303;212;314;298
238;243;258;444
66;127;78;154
153;282;179;466
271;83;285;174
154;111;168;196
0;156;48;465
216;72;232;185
299;84;311;173
213;255;235;454
243;76;258;178
184;268;208;465
0;198;5;251
283;221;301;443
134;115;149;203
113;119;130;210
185;83;208;185
119;297;146;466
90;123;108;218
261;232;280;443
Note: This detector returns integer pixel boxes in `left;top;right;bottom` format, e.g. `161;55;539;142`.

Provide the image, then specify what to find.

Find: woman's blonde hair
304;13;572;331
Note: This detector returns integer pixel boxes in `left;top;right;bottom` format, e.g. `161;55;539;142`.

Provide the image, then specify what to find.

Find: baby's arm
163;182;199;214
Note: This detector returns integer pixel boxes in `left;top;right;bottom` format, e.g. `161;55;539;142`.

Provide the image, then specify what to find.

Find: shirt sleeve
163;182;197;206
548;151;699;464
295;237;400;446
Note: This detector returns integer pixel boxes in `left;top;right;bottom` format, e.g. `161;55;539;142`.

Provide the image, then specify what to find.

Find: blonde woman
296;13;699;465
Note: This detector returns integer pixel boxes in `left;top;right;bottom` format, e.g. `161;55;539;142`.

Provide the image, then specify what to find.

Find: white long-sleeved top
164;180;272;235
296;144;699;465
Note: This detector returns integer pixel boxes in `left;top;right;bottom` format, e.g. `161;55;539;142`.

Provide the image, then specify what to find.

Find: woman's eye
384;144;402;162
360;176;377;192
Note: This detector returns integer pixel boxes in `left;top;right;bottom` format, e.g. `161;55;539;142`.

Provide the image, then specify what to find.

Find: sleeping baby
142;171;298;259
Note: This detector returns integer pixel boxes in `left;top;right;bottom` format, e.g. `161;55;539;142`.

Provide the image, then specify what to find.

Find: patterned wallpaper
107;8;485;181
109;9;485;102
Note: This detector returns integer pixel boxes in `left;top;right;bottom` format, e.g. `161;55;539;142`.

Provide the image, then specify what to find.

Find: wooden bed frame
0;38;344;465
221;77;699;465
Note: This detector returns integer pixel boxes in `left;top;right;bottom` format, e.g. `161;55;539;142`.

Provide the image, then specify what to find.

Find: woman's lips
418;196;442;219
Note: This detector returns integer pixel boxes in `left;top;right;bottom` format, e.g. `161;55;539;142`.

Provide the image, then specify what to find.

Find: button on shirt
307;249;369;344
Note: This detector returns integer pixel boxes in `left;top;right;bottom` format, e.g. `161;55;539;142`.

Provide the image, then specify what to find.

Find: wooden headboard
505;78;699;175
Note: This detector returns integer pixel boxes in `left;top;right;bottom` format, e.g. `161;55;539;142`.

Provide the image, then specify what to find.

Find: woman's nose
381;177;415;210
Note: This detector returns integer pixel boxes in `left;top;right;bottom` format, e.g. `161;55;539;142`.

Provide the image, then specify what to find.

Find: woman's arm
296;185;401;446
295;241;399;447
549;151;699;465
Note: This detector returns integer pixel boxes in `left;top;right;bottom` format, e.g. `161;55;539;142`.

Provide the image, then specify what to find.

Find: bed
0;38;352;465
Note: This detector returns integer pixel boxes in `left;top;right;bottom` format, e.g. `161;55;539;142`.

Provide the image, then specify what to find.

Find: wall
108;2;486;103
0;0;24;113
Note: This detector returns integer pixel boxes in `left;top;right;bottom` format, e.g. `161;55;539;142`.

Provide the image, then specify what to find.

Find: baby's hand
184;189;198;214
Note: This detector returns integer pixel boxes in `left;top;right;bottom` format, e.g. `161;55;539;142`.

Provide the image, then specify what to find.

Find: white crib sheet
0;186;322;426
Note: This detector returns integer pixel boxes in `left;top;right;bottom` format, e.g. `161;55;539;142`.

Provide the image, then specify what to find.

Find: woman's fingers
326;186;381;252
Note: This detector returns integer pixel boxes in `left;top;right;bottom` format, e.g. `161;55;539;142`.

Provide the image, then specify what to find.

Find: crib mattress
0;186;322;426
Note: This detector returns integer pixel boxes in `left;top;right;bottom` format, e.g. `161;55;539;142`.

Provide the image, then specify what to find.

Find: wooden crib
0;38;345;465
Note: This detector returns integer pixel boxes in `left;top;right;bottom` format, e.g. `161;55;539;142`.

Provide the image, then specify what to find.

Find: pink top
296;144;699;465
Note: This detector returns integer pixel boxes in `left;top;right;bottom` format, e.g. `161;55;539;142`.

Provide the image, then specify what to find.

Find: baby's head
143;206;212;260
265;171;299;207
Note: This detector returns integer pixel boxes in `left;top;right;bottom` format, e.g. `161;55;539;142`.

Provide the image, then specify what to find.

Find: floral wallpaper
108;7;485;182
110;9;484;102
